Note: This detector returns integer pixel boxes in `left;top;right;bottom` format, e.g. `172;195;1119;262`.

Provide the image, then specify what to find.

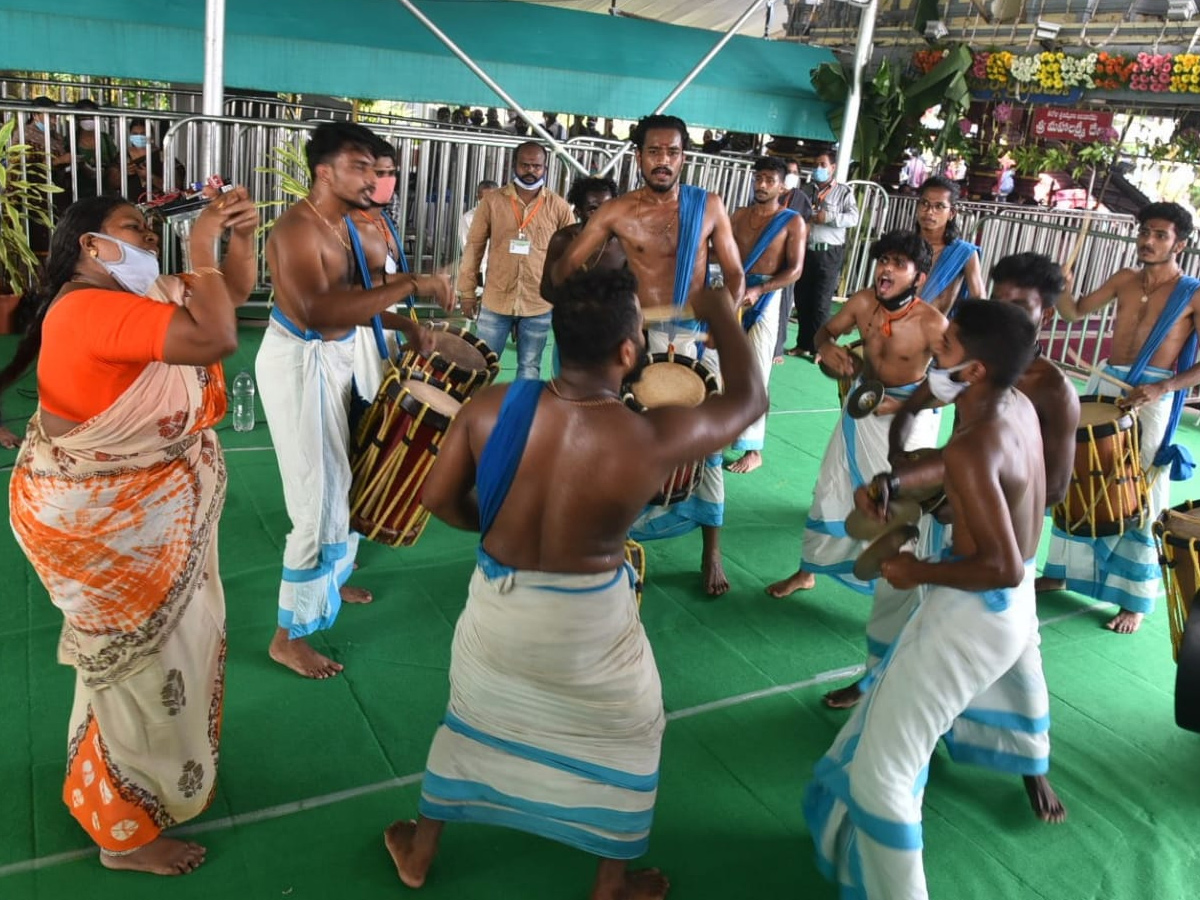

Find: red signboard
1030;108;1115;143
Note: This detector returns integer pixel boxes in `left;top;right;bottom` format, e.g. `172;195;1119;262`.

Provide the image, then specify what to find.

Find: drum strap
477;380;545;539
344;213;415;362
1130;275;1200;481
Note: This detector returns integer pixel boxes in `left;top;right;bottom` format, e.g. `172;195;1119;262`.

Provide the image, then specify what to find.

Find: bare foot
725;450;763;474
0;424;20;449
592;868;671;900
1104;609;1144;634
822;681;863;709
99;836;206;875
384;820;430;889
340;585;373;604
1023;774;1067;824
1034;576;1065;594
269;629;343;678
702;555;729;596
765;569;815;597
772;355;784;366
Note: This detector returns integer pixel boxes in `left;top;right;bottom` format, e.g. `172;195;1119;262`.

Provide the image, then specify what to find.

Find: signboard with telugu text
1030;108;1114;143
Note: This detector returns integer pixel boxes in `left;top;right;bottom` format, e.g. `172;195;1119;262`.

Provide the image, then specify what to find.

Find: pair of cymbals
854;525;921;581
845;498;922;541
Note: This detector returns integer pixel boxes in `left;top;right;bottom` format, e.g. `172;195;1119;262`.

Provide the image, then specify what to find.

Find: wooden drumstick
1063;211;1094;277
1065;347;1133;393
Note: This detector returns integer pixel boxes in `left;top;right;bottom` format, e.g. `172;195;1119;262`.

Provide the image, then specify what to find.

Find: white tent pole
201;0;225;177
595;0;769;178
836;0;878;183
395;0;589;177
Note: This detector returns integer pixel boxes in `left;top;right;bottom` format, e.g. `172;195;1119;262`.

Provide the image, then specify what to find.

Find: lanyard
510;192;545;237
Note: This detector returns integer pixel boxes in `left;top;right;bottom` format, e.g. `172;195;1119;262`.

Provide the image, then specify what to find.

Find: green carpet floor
2;324;1199;899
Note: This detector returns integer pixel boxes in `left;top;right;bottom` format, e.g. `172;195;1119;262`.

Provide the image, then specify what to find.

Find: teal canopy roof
0;0;836;139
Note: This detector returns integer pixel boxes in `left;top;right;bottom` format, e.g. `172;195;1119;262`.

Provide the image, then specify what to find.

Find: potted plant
966;142;1003;198
1010;143;1052;202
0;118;61;332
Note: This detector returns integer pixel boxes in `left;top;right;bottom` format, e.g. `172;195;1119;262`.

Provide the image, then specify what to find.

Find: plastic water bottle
231;370;256;432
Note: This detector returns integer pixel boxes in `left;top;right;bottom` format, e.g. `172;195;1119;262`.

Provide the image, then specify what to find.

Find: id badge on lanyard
509;232;532;255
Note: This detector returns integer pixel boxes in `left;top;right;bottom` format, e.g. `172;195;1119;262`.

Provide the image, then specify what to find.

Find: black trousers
793;245;845;353
774;282;794;359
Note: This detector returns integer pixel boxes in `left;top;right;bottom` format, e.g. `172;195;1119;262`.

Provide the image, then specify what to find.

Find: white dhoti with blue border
800;388;940;593
732;289;781;453
805;561;1044;900
630;322;724;539
420;553;664;859
1043;362;1173;615
256;310;360;639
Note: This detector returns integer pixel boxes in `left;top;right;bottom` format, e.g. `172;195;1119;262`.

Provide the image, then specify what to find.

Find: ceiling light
1034;18;1061;40
1167;0;1197;20
924;19;949;40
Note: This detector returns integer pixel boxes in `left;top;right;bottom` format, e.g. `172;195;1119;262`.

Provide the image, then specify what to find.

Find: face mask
513;171;545;191
372;175;397;205
926;360;974;403
88;233;160;296
784;173;800;190
812;166;831;184
80;120;96;132
878;283;918;313
33;120;45;133
129;134;148;149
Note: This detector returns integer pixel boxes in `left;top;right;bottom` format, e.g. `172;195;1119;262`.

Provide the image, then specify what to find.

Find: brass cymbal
854;524;920;581
844;498;922;541
846;379;886;419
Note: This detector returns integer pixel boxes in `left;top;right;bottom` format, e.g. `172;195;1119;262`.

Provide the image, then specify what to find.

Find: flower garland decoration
912;48;947;75
1131;53;1173;92
1060;53;1097;89
1094;52;1135;90
1170;54;1200;94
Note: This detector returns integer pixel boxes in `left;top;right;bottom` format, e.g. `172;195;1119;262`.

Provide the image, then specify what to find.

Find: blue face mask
33;120;45;132
129;134;148;149
812;166;831;184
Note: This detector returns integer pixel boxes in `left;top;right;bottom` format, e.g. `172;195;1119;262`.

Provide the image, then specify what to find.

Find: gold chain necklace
546;379;623;408
1139;268;1181;305
304;197;351;252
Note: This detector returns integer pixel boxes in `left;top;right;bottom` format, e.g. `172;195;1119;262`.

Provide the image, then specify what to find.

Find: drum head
847;379;886;419
818;341;865;381
402;378;463;416
1163;509;1200;542
641;304;694;324
854;525;920;581
430;329;487;370
1078;399;1126;427
631;362;709;409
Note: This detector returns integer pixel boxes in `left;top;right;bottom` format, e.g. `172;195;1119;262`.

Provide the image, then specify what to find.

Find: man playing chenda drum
258;121;452;679
384;270;767;900
766;230;946;598
1040;201;1200;634
551;114;745;596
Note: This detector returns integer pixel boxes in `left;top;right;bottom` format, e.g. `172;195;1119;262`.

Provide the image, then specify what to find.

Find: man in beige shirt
457;142;574;378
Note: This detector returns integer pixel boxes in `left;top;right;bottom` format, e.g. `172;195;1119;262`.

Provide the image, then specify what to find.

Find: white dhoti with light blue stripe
1043;363;1173;615
799;387;940;593
256;311;360;638
732;289;780;453
420;554;664;859
805;561;1044;899
630;323;724;538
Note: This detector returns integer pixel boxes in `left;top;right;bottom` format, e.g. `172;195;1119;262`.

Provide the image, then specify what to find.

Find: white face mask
79;120;96;132
784;173;800;190
88;233;160;296
926;360;974;403
512;171;545;191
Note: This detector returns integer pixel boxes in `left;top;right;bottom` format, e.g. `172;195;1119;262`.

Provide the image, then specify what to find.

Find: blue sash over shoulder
345;212;413;361
739;208;796;333
1128;274;1200;481
673;184;707;311
920;238;977;306
477;380;545;539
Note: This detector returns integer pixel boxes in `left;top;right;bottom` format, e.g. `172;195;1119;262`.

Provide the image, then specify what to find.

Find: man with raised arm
766;231;945;598
551;113;745;595
258;121;452;679
1041;202;1200;634
725;156;806;474
805;300;1049;899
384;269;766;900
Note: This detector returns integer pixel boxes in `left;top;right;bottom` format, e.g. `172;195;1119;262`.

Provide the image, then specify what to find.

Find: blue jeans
474;308;552;381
